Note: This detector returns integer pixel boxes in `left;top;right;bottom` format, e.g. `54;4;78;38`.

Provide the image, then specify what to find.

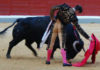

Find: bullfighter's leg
51;38;60;59
25;40;37;56
58;22;72;66
46;22;58;64
47;28;59;59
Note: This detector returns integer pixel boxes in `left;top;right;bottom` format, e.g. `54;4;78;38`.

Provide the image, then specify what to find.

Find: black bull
0;16;82;59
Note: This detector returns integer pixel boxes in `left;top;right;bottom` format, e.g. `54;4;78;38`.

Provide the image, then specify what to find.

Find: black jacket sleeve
71;13;90;39
73;20;90;39
50;4;65;20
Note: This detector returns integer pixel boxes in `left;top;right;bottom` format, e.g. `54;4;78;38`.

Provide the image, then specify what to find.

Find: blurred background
0;0;100;23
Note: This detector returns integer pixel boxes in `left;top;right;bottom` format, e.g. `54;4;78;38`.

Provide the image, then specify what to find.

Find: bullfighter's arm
70;13;90;40
73;21;90;39
50;4;62;20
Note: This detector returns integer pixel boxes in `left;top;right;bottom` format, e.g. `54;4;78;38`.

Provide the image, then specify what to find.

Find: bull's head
72;34;100;67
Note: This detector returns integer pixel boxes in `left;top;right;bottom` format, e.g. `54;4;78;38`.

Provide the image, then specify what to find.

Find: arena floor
0;23;100;70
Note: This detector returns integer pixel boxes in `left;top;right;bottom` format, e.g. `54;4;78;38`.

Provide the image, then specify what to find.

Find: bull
0;16;83;60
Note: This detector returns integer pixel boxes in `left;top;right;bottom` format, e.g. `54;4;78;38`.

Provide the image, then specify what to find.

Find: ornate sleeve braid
73;21;89;39
50;4;63;20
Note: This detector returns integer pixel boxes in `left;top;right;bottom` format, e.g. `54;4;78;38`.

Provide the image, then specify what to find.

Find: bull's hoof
34;53;37;56
46;61;50;64
63;63;72;66
6;55;11;59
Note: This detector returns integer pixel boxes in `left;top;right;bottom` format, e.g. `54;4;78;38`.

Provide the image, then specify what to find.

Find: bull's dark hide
0;16;83;59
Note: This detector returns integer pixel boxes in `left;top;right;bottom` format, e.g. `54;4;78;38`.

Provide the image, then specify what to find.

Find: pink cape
72;34;100;67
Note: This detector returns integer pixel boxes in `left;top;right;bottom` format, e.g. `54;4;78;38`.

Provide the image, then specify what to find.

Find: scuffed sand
0;23;100;70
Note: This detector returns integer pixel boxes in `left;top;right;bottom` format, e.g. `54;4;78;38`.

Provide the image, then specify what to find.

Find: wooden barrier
0;0;100;15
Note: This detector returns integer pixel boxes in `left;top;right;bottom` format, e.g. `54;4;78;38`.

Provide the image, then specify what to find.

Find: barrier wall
0;0;100;16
